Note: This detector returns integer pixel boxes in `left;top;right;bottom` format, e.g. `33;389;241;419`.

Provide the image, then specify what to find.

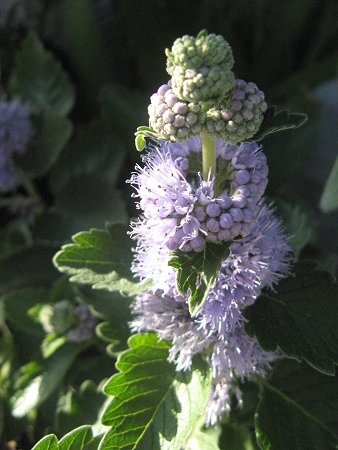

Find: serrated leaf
320;156;338;213
58;425;93;450
255;359;338;450
169;242;231;316
244;261;338;375
252;106;308;141
99;333;212;450
31;426;99;450
53;225;150;296
31;434;59;450
9;32;75;115
18;110;72;177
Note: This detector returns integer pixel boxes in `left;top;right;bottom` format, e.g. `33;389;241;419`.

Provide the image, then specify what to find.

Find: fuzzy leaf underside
100;333;212;450
169;242;231;316
244;261;338;375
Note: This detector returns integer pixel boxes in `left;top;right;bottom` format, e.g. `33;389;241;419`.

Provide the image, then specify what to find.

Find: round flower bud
206;79;267;143
166;31;234;74
171;65;235;103
148;82;205;142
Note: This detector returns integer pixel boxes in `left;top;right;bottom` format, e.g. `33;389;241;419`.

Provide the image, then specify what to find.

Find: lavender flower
148;81;205;141
0;99;34;193
130;202;291;424
129;137;268;253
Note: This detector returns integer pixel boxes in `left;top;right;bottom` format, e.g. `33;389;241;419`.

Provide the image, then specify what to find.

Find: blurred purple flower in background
0;98;34;193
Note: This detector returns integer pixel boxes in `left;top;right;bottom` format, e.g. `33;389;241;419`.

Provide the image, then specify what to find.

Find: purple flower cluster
130;137;268;253
129;137;292;424
148;81;205;142
0;99;34;193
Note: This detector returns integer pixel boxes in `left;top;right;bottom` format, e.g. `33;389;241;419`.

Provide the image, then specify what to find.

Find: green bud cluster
166;30;234;103
166;30;234;73
143;31;268;146
170;65;234;103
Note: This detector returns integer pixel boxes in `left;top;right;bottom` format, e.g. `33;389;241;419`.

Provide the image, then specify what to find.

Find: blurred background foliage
1;0;337;250
0;0;337;447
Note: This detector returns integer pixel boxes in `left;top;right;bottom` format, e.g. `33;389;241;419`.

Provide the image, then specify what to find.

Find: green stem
201;131;216;180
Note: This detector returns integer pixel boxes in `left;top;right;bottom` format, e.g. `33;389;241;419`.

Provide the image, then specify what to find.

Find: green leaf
244;261;338;375
134;126;164;151
58;425;93;450
56;380;108;436
320;157;338;213
100;333;212;450
169;242;231;316
185;420;221;450
18;110;72;177
31;435;58;450
135;134;146;151
31;426;99;450
252;106;308;141
80;289;132;355
218;423;255;450
255;359;338;450
9;32;75;115
11;343;85;417
53;225;150;296
4;287;48;335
